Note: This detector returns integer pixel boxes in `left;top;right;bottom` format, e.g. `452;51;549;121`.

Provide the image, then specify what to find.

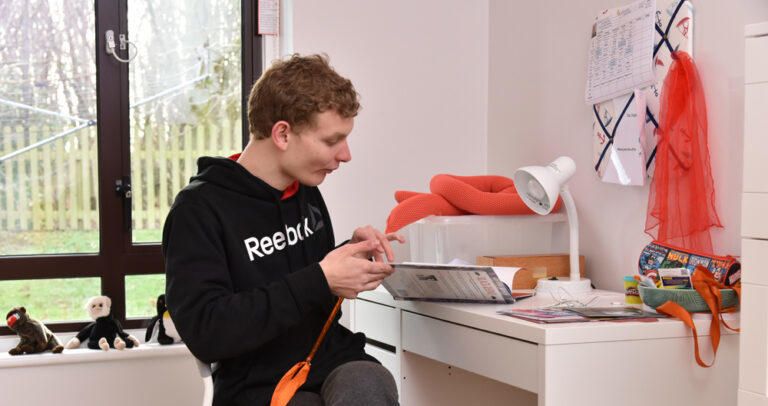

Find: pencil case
637;241;740;287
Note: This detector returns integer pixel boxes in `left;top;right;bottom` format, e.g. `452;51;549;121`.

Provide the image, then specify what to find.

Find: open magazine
381;263;534;304
498;306;658;324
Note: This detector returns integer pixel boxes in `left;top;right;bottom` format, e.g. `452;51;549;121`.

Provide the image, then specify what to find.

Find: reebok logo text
244;217;314;261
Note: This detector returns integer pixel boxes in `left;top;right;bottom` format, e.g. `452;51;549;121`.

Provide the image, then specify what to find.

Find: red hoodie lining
228;152;298;200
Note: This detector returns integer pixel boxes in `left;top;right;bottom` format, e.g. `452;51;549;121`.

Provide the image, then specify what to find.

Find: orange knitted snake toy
385;174;560;233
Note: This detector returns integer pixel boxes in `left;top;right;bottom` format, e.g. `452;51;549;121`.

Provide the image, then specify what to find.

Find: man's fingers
343;240;380;256
362;280;383;292
344;239;392;264
353;260;393;280
380;232;405;262
385;233;405;243
338;244;394;272
371;251;385;263
365;259;393;274
374;231;395;263
362;274;389;291
348;227;405;263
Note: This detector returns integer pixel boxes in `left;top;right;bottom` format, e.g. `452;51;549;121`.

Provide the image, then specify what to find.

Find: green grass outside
1;230;166;322
0;229;162;255
0;230;100;256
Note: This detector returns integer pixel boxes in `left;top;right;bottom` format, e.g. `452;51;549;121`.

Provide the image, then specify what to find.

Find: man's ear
271;121;291;151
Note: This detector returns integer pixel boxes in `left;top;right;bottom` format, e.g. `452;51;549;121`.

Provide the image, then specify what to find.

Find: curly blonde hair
247;54;360;139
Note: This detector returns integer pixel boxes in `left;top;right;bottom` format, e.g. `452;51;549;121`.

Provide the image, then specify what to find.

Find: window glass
0;1;99;255
128;0;242;244
0;1;255;330
0;277;101;324
125;274;166;318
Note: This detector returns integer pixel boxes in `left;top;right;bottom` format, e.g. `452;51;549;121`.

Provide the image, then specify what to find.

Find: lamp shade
513;157;576;215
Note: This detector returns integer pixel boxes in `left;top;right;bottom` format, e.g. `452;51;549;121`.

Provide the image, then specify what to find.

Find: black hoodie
162;157;375;406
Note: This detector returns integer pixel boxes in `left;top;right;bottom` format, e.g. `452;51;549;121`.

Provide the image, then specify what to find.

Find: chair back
195;358;213;406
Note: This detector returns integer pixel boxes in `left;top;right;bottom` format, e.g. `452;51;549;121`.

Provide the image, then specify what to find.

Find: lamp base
535;277;593;295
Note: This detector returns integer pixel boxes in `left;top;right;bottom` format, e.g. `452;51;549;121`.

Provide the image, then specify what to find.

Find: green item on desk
638;285;739;312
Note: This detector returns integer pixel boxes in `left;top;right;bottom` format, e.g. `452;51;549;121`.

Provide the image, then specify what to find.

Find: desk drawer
742;238;768;286
739;284;768;395
746;35;768;84
365;344;401;398
744;84;768;193
354;299;399;346
401;311;538;393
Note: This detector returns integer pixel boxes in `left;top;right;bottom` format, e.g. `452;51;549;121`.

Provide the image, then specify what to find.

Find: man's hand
350;225;405;263
320;240;396;298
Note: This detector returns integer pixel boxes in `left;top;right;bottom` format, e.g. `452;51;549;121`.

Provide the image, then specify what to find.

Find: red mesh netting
645;51;722;253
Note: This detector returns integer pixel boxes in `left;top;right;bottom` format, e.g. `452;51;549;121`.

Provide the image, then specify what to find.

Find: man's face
282;110;353;186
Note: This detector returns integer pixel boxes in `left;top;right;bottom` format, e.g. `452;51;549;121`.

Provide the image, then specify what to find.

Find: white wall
291;1;768;292
292;0;489;241
489;0;768;291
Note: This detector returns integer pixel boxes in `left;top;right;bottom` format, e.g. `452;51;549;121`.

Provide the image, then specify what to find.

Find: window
0;0;262;332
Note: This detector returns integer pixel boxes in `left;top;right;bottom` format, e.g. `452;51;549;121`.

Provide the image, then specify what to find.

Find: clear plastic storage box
401;213;570;264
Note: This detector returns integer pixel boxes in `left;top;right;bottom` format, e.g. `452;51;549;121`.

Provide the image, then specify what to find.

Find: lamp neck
560;185;580;281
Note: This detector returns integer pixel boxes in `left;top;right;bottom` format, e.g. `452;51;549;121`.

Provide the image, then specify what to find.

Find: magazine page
383;263;514;304
491;266;524;291
497;309;588;324
446;259;525;293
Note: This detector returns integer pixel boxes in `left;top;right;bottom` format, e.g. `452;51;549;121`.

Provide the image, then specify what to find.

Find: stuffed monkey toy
6;307;64;355
65;296;140;351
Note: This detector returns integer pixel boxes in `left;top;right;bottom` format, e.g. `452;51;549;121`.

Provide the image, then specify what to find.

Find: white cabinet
355;289;739;406
743;84;768;193
739;22;768;406
353;293;402;399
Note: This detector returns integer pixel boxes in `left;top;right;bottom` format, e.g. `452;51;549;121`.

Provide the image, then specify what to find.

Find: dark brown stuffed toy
6;307;64;355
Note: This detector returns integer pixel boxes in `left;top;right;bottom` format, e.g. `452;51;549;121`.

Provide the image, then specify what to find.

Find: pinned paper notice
585;0;656;105
593;89;647;186
258;0;279;36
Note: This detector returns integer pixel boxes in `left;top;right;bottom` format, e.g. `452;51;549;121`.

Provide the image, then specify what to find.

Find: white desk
355;287;739;406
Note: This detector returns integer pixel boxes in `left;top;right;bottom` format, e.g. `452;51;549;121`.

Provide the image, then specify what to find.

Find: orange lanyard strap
656;265;740;367
307;297;343;363
271;297;344;406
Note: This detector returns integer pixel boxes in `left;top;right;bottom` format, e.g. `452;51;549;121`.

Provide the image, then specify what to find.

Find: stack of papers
498;306;658;324
497;309;588;324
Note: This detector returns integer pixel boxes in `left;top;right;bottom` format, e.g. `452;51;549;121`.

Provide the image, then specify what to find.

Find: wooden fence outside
0;119;241;232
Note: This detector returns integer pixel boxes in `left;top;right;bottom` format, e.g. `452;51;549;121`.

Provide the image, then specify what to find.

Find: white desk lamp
513;156;592;295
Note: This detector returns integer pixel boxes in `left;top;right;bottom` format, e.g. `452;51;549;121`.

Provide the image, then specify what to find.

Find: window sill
0;335;202;405
0;331;191;369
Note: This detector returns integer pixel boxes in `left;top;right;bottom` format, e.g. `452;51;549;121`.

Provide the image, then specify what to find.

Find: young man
163;54;403;406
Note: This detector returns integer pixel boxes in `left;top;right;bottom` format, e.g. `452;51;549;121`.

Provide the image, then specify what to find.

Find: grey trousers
287;360;399;406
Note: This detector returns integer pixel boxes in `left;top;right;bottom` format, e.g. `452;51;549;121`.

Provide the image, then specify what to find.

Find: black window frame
0;0;261;335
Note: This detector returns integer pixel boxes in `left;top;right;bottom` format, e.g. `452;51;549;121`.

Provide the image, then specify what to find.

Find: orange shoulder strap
655;265;740;367
271;297;344;406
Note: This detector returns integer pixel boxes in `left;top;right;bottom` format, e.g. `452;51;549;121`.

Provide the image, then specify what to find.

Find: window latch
115;178;132;231
105;29;138;63
115;178;132;199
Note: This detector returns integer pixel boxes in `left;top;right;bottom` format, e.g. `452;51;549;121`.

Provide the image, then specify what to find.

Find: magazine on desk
381;263;534;304
498;306;658;324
